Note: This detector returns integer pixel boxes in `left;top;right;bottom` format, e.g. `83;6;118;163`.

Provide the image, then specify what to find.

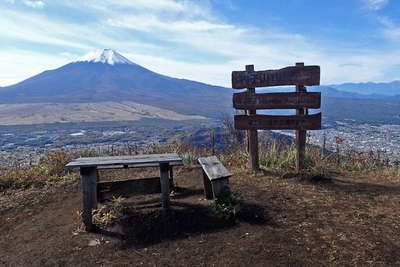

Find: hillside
0;49;399;125
0;50;232;119
329;80;400;96
0;101;205;125
1;145;399;266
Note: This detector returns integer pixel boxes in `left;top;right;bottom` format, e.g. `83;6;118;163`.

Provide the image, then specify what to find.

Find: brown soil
1;166;400;266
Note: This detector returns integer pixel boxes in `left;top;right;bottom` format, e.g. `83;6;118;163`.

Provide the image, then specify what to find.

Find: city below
1;119;399;166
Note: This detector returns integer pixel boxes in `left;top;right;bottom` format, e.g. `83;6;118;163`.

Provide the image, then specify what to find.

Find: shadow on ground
261;167;400;197
93;186;274;248
316;177;400;196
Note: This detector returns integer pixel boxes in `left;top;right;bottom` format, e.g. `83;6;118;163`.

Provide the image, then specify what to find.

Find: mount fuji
0;49;231;124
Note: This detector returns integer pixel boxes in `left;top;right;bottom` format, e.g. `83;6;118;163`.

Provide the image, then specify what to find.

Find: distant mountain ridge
0;49;231;118
328;81;400;97
0;49;399;125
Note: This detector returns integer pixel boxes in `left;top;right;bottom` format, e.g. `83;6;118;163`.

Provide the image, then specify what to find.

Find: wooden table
66;153;183;232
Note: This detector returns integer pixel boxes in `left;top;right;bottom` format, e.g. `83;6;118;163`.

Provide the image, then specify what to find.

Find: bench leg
211;178;230;198
160;163;170;214
169;165;175;190
80;167;98;232
202;170;214;200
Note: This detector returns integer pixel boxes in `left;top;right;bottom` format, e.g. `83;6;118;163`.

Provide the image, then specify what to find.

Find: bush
0;150;74;191
92;197;126;226
39;150;73;176
212;189;243;221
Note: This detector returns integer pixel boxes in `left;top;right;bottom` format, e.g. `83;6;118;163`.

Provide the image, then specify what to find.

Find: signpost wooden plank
231;62;321;173
234;113;321;130
233;92;321;110
232;65;320;89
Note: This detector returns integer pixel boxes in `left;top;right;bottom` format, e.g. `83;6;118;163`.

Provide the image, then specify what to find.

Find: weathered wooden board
233;92;321;110
66;153;182;168
97;177;161;202
198;156;231;180
97;161;182;170
234;113;321;130
232;65;320;89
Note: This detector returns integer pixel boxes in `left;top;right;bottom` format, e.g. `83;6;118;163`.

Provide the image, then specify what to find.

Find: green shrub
0;150;75;191
39;150;73;176
212;189;243;221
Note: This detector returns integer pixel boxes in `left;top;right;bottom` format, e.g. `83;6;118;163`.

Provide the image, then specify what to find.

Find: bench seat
198;156;231;199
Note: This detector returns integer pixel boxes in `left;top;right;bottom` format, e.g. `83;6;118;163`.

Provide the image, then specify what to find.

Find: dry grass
1;138;399;192
1;140;400;266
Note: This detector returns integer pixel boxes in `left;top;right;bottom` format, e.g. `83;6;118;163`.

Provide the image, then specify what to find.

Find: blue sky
1;0;399;87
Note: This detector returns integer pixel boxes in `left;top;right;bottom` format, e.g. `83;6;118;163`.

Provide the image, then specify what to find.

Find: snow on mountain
75;49;135;65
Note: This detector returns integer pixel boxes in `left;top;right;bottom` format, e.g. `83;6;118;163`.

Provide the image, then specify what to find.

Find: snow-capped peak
75;49;134;65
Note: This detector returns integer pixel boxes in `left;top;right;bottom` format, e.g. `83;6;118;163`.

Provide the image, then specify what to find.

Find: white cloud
0;0;399;86
106;0;184;11
365;0;389;10
377;16;400;42
0;50;68;86
22;0;45;8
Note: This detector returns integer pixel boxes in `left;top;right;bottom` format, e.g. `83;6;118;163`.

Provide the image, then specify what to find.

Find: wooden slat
198;156;231;181
234;113;321;130
66;153;182;168
97;177;161;202
232;65;320;89
233;92;321;110
97;161;182;170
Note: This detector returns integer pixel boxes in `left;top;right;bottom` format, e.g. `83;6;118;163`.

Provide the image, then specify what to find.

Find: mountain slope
328;81;400;96
0;50;232;117
1;49;399;125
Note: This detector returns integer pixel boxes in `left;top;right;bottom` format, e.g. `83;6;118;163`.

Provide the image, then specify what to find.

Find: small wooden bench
198;156;231;199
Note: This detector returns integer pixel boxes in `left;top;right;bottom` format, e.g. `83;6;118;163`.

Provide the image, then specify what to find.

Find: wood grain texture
232;65;320;89
233;92;321;110
211;178;230;198
198;156;231;180
245;65;260;172
66;153;182;168
202;170;214;200
97;161;182;170
159;163;170;213
234;113;321;130
80;167;98;232
296;70;307;172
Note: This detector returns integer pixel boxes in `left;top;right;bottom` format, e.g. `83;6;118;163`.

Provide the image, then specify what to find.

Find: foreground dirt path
1;167;400;266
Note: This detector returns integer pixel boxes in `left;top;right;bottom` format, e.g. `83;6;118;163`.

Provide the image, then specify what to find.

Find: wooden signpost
231;63;321;172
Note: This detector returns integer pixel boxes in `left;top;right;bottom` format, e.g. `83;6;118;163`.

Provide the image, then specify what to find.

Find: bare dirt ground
1;166;400;266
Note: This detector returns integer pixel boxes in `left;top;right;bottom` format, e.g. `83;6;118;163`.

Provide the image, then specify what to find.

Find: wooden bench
66;153;183;232
198;156;231;199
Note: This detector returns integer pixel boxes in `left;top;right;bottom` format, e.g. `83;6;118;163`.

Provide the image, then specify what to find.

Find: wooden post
80;167;98;232
159;163;170;214
245;64;260;172
202;170;214;199
168;165;174;189
296;62;306;172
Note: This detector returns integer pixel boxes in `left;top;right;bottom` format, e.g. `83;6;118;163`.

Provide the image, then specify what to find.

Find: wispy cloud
364;0;389;10
23;0;45;8
0;0;399;86
377;16;400;42
9;0;46;8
